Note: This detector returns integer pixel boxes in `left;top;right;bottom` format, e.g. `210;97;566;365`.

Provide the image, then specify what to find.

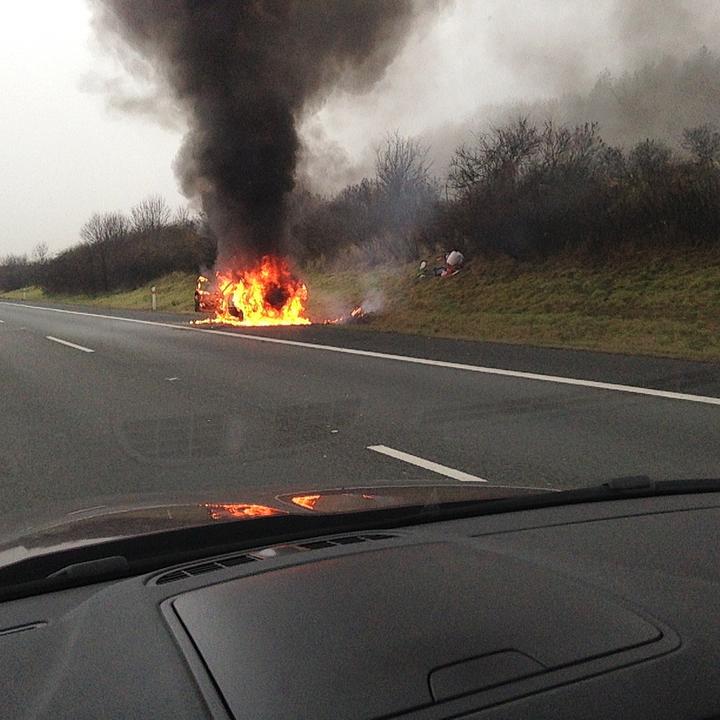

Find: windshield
0;1;719;559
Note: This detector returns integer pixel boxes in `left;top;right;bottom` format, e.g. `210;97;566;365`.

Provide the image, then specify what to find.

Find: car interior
2;485;719;719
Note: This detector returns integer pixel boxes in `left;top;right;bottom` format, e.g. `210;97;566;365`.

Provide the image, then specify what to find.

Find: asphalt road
1;299;720;538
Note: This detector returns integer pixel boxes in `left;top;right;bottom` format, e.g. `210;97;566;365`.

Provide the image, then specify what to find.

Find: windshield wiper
46;555;130;582
579;475;720;497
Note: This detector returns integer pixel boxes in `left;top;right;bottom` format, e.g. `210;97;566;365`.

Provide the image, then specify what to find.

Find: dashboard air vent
153;533;398;585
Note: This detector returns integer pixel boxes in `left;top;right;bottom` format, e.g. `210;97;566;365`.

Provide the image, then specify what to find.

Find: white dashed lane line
46;336;95;353
6;302;720;407
368;445;488;483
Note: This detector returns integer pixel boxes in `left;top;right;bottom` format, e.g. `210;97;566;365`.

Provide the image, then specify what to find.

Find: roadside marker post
151;286;157;311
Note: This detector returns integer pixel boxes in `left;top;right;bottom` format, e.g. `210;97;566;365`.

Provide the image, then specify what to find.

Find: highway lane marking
0;319;4;323
46;336;95;353
6;301;720;407
368;445;488;483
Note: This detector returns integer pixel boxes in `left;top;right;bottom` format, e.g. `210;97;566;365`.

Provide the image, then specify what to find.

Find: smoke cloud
613;0;719;65
477;0;720;149
90;1;720;228
303;0;720;185
91;1;433;263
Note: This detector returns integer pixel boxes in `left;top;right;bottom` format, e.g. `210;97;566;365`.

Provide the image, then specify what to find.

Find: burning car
194;275;220;313
193;256;311;327
194;275;245;319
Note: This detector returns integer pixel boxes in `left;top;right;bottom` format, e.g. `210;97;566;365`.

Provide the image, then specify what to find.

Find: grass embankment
3;247;719;361
0;272;197;313
305;246;720;361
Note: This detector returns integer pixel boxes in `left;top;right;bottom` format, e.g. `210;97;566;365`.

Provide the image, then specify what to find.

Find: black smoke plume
92;1;427;264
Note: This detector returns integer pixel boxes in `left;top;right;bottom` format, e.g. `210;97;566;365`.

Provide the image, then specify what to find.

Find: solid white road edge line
7;301;720;407
368;445;488;483
46;336;94;353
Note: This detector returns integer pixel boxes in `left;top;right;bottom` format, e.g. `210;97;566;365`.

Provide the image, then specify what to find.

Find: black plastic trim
152;532;399;585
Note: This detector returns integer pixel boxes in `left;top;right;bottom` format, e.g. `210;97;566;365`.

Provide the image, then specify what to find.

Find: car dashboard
2;492;719;719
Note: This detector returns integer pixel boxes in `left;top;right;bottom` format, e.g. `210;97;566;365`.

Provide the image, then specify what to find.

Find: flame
204;503;285;520
194;256;311;327
290;494;322;510
324;305;366;325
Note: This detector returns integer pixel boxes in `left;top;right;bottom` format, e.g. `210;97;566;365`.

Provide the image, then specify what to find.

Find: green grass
305;246;720;361
0;272;198;313
0;285;46;301
3;246;719;360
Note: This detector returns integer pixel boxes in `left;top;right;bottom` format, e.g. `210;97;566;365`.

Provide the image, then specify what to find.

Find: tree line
291;119;720;265
0;195;216;294
2;119;720;294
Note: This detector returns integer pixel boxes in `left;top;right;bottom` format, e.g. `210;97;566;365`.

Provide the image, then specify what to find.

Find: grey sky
0;1;184;257
2;0;719;256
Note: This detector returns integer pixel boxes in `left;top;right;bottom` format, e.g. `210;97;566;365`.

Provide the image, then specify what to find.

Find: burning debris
325;306;369;325
324;288;384;325
192;262;390;328
193;256;310;327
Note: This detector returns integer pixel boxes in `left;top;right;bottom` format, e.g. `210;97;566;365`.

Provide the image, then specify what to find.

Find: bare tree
449;117;540;192
80;212;129;292
537;122;605;180
130;194;171;235
628;139;672;179
682;124;720;166
173;205;193;227
375;131;432;198
374;132;437;237
447;144;484;192
596;145;626;183
80;212;129;246
0;254;32;292
32;241;49;263
538;121;573;173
